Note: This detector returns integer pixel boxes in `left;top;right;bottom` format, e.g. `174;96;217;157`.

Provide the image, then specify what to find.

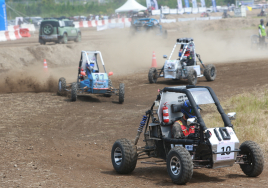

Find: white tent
115;0;147;13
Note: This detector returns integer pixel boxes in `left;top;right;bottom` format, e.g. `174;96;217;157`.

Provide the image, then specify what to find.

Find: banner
147;0;158;10
200;0;206;7
212;0;217;12
184;0;190;8
0;0;7;31
192;0;197;8
177;0;183;10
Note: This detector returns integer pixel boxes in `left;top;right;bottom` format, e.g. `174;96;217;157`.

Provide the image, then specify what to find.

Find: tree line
5;0;234;19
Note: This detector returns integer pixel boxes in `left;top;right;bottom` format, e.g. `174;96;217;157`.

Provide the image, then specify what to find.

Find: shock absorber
134;115;148;145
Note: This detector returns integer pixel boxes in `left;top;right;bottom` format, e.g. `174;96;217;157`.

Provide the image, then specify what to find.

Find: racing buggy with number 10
57;51;125;103
111;85;264;185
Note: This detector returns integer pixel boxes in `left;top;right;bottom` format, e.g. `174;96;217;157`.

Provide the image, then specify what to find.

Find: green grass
203;91;268;150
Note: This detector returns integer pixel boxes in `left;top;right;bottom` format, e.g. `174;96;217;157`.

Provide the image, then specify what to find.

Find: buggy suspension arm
196;54;206;69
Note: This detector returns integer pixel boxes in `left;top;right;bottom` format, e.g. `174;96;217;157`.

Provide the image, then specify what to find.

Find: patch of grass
203;91;268;150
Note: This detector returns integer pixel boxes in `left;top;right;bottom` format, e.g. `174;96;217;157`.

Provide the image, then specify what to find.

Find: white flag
177;0;183;10
192;0;197;8
200;0;206;7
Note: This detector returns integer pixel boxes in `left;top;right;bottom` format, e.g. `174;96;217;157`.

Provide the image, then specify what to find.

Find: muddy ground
0;14;268;187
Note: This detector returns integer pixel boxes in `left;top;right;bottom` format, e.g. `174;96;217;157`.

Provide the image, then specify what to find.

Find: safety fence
73;18;132;28
0;30;21;42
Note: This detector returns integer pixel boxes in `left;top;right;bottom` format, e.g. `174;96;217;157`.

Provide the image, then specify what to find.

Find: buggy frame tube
168;42;197;66
186;85;233;127
162;87;207;131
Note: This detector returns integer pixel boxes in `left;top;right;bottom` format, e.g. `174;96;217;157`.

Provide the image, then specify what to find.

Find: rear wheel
148;67;158;83
187;69;197;85
39;39;46;45
71;82;77;101
119;83;125;104
111;138;137;174
239;141;264;177
167;146;193;185
204;64;216;81
57;77;66;96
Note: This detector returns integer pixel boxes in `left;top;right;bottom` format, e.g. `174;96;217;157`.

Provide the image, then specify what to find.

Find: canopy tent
115;0;147;13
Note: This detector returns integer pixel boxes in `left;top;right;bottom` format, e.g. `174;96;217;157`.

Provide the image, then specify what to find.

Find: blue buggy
131;18;167;38
57;51;125;103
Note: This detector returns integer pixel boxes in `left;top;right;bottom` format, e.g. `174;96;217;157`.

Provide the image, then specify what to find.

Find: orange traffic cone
43;59;48;71
151;51;157;68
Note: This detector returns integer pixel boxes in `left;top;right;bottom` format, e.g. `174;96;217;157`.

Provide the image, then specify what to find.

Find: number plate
216;142;235;161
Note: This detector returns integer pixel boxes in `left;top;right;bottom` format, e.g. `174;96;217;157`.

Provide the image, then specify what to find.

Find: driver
172;100;200;139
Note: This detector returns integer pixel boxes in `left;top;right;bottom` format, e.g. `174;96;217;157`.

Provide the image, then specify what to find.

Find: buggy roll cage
77;51;107;82
135;85;233;147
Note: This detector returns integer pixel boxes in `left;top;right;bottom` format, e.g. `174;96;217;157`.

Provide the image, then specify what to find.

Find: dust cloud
0;16;265;93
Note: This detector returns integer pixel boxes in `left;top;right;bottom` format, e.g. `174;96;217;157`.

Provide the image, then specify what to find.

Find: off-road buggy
130;18;167;38
111;85;264;184
148;38;216;85
57;51;125;103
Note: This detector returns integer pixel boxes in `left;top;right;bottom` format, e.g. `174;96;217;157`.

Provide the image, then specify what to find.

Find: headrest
171;104;182;113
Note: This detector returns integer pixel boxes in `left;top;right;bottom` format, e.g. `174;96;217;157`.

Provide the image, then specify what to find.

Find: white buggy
111;85;264;185
148;38;216;85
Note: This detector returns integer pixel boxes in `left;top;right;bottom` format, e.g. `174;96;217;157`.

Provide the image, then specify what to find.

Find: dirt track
0;15;268;187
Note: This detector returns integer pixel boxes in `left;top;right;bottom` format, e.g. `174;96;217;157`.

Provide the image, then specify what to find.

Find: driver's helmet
260;19;264;24
181;100;200;118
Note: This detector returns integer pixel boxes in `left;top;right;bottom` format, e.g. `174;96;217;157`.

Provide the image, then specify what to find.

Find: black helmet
181;100;200;118
260;19;264;24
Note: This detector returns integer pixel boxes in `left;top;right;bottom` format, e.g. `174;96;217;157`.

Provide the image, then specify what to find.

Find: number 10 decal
221;146;231;155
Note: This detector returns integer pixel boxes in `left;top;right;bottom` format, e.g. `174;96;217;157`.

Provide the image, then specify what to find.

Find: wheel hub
170;156;181;175
114;147;122;165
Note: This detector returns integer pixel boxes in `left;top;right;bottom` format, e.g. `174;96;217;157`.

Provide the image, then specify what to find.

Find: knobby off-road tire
62;33;68;44
119;83;125;104
57;77;66;96
167;146;193;185
204;64;216;81
71;82;77;102
111;138;137;174
75;32;81;42
187;69;197;85
148;67;158;83
239;141;264;177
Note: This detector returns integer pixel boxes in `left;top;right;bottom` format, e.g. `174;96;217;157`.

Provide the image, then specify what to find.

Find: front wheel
119;83;125;104
111;138;137;174
239;141;264;177
148;67;158;83
204;64;216;81
187;69;197;85
71;82;77;101
57;77;66;96
167;146;193;185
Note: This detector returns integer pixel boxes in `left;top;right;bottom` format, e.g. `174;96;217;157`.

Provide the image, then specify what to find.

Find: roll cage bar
161;85;233;131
